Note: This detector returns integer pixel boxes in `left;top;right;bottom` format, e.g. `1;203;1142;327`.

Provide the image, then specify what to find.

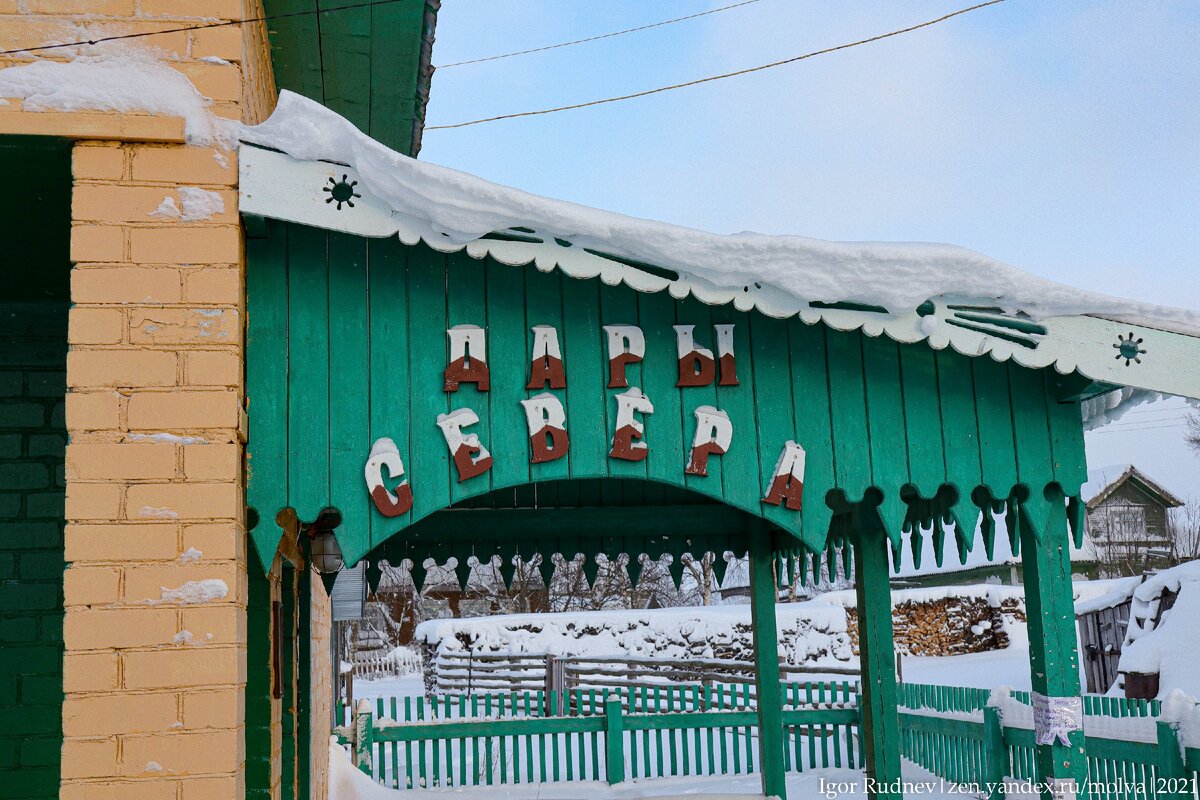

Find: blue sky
418;1;1200;501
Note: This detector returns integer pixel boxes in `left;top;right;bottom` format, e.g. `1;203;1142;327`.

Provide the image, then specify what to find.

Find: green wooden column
1020;495;1088;799
748;526;787;799
853;516;902;799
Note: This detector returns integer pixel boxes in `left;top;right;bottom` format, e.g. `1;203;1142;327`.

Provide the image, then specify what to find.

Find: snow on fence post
353;699;375;776
605;697;625;784
982;706;1006;799
1156;721;1189;798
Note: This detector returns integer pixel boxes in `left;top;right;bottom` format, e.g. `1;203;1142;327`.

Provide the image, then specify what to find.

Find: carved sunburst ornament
323;174;361;210
1113;331;1146;365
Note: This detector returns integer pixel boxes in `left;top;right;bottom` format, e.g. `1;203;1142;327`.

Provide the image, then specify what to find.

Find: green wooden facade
245;214;1098;798
246;220;1090;574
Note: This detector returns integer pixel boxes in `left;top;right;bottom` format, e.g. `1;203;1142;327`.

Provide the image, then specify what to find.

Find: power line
1089;422;1190;435
426;0;1006;131
0;0;414;57
437;0;762;69
1102;412;1191;426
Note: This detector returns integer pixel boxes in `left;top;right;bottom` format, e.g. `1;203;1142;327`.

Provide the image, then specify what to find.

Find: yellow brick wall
0;0;280;797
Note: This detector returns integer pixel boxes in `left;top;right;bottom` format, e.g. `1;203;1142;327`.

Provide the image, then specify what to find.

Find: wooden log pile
845;594;1025;656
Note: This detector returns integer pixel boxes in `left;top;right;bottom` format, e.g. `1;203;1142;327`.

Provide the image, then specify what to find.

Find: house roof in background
1083;464;1185;510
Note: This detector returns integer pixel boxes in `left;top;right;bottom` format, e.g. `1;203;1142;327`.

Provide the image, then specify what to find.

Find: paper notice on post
1032;691;1083;747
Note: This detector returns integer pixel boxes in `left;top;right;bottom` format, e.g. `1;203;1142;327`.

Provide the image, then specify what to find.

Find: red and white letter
603;324;645;388
436;408;493;482
685;406;733;477
520;392;570;464
609;387;654;462
527;325;566;390
715;324;738;386
762;440;806;510
444;324;490;392
364;437;413;517
674;325;716;387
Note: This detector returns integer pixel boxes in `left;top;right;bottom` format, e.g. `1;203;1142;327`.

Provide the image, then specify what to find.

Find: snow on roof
1118;558;1200;700
0;47;238;147
1082;463;1185;509
242;91;1200;329
1082;464;1134;503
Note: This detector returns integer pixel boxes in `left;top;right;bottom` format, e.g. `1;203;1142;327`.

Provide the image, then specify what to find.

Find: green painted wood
525;268;571;484
406;248;451;524
638;290;683;491
1020;493;1088;794
561;277;606;479
715;308;760;516
248;229;1089;584
367;237;412;550
854;517;903;799
605;699;625;783
329;232;371;549
787;321;834;550
264;0;431;155
601;282;646;482
1156;723;1189;799
449;251;491;506
897;711;985;740
748;526;787;799
246;220;291;561
486;259;531;493
287;224;330;523
935;348;982;558
861;335;909;544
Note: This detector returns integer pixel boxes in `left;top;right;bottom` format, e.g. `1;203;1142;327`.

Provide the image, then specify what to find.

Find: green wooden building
238;97;1200;800
243;6;1200;799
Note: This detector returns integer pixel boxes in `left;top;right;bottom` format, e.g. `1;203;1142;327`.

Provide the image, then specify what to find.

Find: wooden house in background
1083;464;1184;576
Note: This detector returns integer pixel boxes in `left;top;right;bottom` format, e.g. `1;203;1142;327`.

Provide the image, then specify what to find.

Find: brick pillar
1;2;277;796
62;139;248;799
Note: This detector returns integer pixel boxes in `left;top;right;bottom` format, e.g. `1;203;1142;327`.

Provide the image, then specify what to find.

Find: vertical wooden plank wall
247;226;1087;582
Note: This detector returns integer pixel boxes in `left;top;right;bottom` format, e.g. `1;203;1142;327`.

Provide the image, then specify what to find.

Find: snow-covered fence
346;679;861;790
355;646;423;680
899;684;1193;800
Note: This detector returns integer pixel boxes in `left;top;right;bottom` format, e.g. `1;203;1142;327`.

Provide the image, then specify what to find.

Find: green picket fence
352;681;860;789
898;684;1194;800
345;681;1194;795
897;682;1161;718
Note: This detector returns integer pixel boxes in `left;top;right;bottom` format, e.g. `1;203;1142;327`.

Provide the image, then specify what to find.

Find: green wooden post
749;525;788;799
1156;722;1188;798
983;706;1007;799
355;701;375;776
606;697;625;784
1019;497;1088;800
853;516;903;799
